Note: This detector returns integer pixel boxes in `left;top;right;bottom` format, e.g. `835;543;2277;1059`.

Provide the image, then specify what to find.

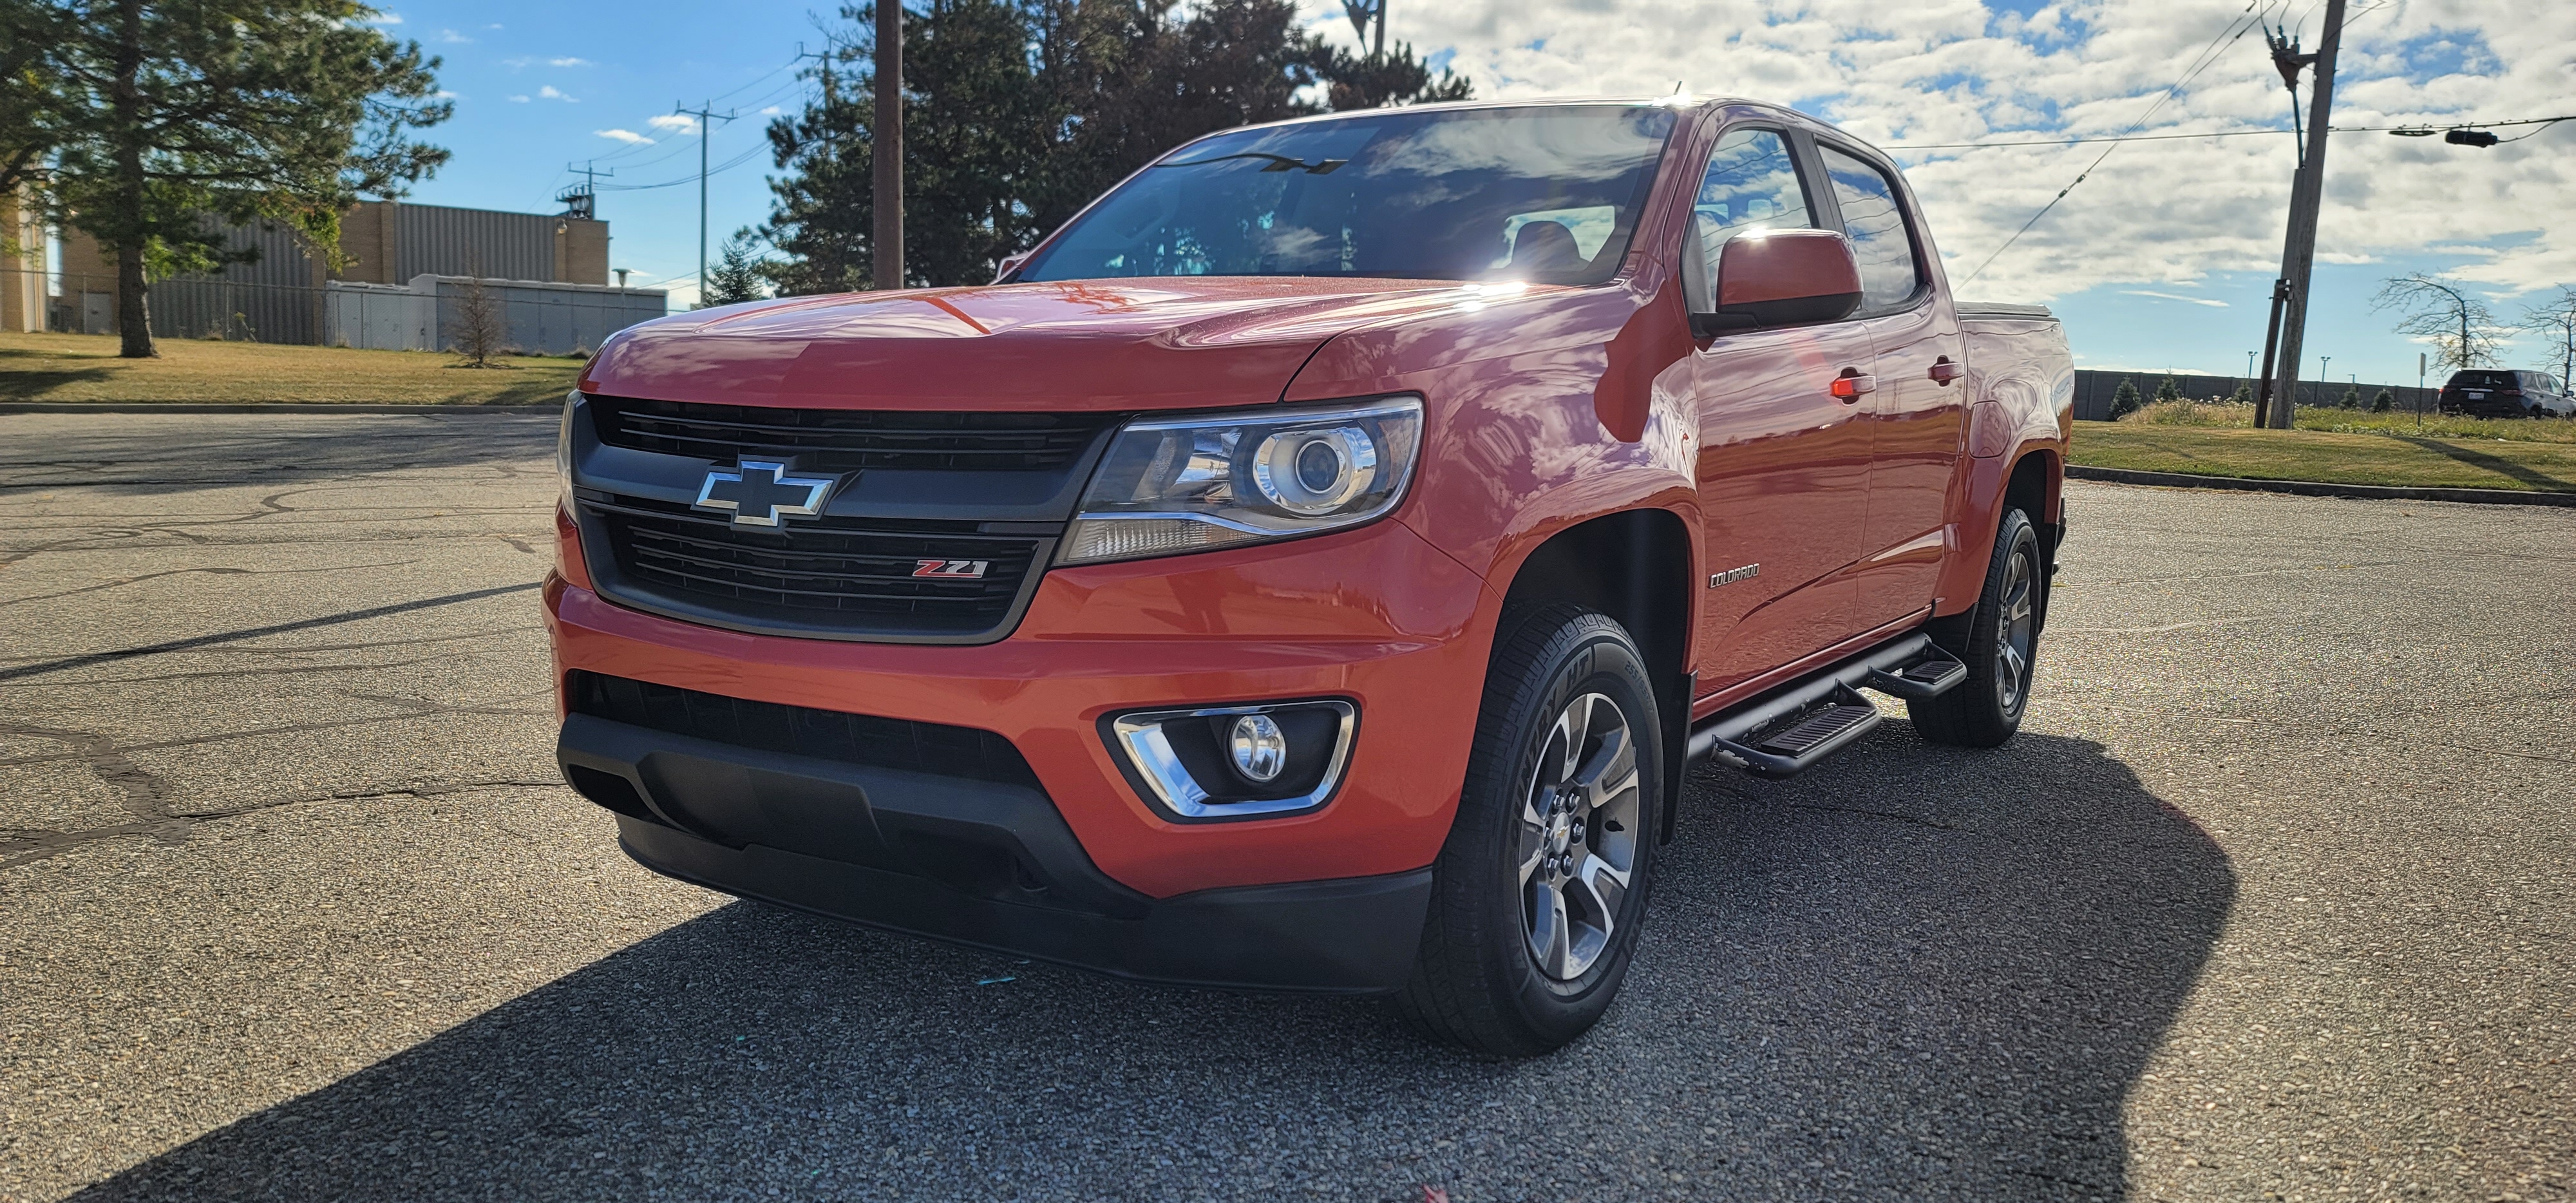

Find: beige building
51;198;612;340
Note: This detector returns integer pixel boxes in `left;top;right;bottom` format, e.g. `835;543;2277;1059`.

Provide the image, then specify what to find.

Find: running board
1687;632;1967;779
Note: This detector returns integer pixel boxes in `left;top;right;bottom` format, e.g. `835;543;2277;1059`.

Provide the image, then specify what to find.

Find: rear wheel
1909;507;2041;748
1394;605;1662;1057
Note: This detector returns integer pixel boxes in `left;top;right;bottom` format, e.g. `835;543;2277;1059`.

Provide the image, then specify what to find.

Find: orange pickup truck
549;97;2072;1055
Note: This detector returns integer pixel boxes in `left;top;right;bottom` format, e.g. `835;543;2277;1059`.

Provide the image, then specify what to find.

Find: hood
577;277;1515;412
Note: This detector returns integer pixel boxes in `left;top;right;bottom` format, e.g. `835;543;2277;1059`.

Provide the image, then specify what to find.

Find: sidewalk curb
0;401;558;415
2068;464;2576;507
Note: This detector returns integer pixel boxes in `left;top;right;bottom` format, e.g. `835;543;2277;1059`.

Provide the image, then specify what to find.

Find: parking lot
2;408;2570;1202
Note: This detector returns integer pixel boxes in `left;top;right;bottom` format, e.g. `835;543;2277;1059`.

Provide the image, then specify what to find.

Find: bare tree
2522;285;2576;386
445;272;508;368
2372;273;2501;374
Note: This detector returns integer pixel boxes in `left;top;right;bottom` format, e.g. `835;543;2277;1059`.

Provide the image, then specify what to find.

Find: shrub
2228;381;2256;404
2338;385;2361;409
2371;388;2396;412
2154;376;2182;404
2110;377;2143;419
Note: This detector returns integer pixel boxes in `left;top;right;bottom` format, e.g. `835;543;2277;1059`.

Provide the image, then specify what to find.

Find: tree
2110;377;2143;419
1312;40;1471;112
2372;272;2501;376
2371;388;2395;412
2152;375;2181;404
445;272;506;366
759;0;1471;292
2521;285;2576;388
2228;380;2255;404
2338;384;2360;409
700;229;772;307
30;0;449;357
0;1;66;200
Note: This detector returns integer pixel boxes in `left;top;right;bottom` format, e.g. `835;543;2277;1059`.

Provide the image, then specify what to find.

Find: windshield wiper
1156;151;1347;175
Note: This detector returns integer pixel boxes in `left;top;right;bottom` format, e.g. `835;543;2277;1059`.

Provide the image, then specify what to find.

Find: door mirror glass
1697;229;1863;333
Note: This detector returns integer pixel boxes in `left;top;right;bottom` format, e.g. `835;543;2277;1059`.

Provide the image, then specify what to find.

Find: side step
1687;633;1968;779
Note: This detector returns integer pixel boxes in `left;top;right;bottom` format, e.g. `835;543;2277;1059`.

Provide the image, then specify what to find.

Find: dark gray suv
2439;370;2573;418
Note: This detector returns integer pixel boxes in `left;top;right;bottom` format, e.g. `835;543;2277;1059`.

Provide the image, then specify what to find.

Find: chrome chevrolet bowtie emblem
692;460;835;527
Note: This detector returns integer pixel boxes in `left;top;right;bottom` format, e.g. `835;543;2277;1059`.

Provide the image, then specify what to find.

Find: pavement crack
0;581;542;681
0;560;416;609
0;721;189;861
2;776;567;869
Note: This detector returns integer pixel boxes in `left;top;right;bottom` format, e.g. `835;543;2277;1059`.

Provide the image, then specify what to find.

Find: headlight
1059;397;1423;565
557;391;579;504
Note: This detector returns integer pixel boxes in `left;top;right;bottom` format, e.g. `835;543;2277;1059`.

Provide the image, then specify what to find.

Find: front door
1687;126;1879;694
1816;142;1968;629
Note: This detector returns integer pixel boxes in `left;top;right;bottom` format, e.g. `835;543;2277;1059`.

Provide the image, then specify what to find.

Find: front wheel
1909;507;2042;748
1394;605;1662;1057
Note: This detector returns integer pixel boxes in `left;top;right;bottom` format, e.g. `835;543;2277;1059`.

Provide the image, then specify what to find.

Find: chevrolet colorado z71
549;97;2073;1055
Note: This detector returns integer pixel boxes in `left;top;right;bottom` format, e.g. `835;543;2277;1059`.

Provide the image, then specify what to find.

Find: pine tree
26;0;450;357
2153;376;2181;404
2228;380;2255;404
2371;388;2396;412
2110;377;2143;419
2339;384;2361;409
700;230;771;307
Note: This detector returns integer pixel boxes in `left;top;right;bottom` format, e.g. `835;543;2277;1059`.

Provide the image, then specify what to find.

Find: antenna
557;160;613;220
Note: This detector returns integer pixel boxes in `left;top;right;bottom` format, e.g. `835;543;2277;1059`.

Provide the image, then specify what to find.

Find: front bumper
546;511;1492;901
560;712;1432;992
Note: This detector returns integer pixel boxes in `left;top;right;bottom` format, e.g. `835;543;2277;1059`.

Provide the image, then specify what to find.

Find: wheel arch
1494;506;1696;842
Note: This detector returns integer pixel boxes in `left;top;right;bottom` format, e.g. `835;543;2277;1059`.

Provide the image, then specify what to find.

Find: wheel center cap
1548;813;1572;857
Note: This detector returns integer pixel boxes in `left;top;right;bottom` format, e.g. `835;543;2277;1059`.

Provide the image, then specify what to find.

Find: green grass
0;331;583;405
2119;398;2576;444
2074;422;2576;493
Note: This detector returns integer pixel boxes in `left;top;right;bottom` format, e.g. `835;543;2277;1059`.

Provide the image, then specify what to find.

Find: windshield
1016;104;1680;287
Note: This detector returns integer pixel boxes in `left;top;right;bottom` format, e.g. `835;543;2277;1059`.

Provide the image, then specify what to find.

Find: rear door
1815;140;1968;630
1687;124;1880;693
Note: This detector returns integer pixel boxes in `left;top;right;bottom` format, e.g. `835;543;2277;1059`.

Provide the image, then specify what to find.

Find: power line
1956;0;2298;287
1888;113;2575;150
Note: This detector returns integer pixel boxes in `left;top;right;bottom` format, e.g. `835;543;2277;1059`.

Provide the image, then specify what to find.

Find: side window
1691;128;1815;285
1818;145;1922;313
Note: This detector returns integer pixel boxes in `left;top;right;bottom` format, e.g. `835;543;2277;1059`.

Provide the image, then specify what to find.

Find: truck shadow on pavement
75;726;2231;1202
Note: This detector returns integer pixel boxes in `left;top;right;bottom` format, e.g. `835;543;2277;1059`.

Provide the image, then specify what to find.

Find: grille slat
596;505;1040;635
567;670;1041;790
593;396;1115;473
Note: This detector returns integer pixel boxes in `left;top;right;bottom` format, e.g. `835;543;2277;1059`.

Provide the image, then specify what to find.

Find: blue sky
374;0;2573;390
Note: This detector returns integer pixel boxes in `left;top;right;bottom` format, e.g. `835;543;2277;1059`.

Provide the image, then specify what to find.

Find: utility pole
674;101;738;303
1341;0;1385;58
557;161;612;221
873;1;904;289
2255;0;2346;430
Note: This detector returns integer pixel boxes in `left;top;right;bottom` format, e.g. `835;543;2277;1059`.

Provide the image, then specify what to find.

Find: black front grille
567;670;1041;790
587;497;1041;639
591;395;1116;473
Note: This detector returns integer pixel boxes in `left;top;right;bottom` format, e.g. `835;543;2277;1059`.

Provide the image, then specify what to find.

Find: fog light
1229;714;1287;782
1103;700;1356;821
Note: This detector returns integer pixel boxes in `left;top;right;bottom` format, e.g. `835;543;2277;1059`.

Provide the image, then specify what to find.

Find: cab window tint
1690;128;1815;284
1819;145;1921;312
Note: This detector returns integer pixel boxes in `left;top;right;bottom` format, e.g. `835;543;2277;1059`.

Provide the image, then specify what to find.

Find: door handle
1929;357;1965;386
1830;371;1877;401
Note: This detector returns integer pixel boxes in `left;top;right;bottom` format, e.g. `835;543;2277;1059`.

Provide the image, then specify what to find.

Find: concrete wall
417;274;664;355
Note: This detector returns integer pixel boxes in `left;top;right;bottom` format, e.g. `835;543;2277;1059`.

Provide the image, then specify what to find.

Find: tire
1393;604;1662;1057
1908;507;2042;748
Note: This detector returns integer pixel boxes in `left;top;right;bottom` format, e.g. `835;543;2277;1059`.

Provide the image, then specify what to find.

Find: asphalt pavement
2;410;2569;1202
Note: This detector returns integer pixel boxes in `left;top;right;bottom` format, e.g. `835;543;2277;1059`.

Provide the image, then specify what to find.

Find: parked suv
2439;370;2573;418
547;97;2075;1055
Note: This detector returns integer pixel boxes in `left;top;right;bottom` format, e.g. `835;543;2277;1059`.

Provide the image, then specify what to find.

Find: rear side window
1819;145;1922;313
2448;371;2515;388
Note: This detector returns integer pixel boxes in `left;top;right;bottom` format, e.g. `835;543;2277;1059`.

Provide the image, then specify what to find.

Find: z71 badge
913;559;992;580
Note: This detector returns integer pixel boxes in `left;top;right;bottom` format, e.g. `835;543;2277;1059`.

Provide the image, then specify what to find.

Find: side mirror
1686;228;1864;336
994;251;1032;283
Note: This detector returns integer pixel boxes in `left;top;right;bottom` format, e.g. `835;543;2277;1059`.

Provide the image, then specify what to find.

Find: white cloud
2123;290;2230;308
538;84;575;102
433;90;459;100
759;106;782;116
366;10;402;24
1350;0;2576;301
648;113;699;134
507;94;530;103
596;128;654;145
549;56;593;67
437;28;471;43
500;55;531;69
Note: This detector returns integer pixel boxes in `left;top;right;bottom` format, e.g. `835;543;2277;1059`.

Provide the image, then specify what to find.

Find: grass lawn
0;331;582;405
2073;422;2576;493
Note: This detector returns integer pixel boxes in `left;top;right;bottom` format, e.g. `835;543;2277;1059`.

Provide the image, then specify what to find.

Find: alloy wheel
1517;692;1642;981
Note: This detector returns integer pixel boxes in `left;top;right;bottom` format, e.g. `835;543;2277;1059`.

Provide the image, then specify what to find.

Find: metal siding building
395;204;558;282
